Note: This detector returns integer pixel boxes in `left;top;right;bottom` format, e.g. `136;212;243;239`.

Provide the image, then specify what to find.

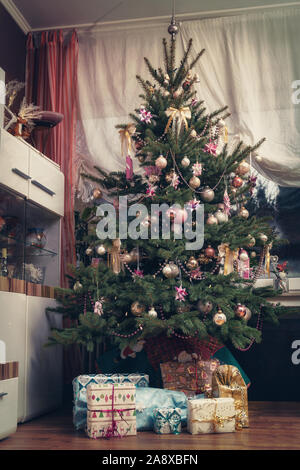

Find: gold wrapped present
187;397;236;434
212;364;249;428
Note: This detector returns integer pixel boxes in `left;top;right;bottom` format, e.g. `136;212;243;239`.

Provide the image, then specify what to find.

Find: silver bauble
181;156;190;167
197;300;213;314
96;244;106;255
200;186;215;202
215;209;228;224
148;307;158;318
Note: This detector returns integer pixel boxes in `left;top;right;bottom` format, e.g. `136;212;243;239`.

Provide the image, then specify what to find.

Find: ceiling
2;0;300;33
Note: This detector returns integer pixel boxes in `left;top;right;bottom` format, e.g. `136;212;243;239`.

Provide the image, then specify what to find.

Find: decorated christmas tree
47;34;286;370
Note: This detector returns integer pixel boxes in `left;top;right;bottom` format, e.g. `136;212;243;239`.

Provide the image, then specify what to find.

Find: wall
0;4;26;84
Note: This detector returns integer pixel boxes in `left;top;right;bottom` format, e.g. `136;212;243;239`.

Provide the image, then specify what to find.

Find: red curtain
25;30;78;287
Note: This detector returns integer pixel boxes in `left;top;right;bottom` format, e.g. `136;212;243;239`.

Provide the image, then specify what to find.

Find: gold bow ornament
164;106;191;135
108;238;123;274
218;243;239;276
118;123;136;156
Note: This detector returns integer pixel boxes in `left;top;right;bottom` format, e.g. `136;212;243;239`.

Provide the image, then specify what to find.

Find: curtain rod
30;2;300;33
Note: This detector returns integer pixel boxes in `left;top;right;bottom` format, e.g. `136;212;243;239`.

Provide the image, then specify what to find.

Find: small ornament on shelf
271;258;289;292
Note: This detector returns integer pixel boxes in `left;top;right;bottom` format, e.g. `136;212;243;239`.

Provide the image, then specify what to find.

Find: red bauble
232;176;243;188
235;303;247;318
204;245;215;258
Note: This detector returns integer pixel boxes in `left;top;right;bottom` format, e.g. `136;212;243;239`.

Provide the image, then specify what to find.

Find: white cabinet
0;292;63;423
29;149;64;216
0;128;64;216
0;129;30;197
24;296;62;421
0;378;18;440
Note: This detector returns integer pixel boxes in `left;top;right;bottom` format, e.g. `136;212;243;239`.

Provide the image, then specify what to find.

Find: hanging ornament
204;245;215;258
108;238;122;274
250;251;257;258
155;155;168;169
94;300;104;316
197;300;213;314
148;307;158;318
122;252;133;263
192;162;202;176
162;264;173;279
169;262;180;277
223;188;231;215
73;281;83;293
236;161;250;176
214;209;228;224
171;173;180;190
213;310;227;325
200;186;215;202
139;106;153;123
96;244;106;256
203;141;217;155
186;256;198;270
259;233;268;243
232;176;243;188
235;303;247;318
246;235;256;248
181;156;190;167
92;188;103;200
131;301;145;316
175;285;188;302
243;307;252;322
190;129;197;138
206;214;218;225
238;206;249;219
85;247;93;256
189;176;201;189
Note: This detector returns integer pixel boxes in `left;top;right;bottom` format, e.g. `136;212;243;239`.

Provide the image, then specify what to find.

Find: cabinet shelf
0;234;57;257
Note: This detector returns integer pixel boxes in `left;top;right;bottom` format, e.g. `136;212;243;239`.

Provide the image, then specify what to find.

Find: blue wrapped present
136;387;188;431
73;373;149;430
153;408;182;434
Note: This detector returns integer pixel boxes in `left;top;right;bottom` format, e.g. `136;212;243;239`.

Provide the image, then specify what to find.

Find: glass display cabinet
0;184;60;294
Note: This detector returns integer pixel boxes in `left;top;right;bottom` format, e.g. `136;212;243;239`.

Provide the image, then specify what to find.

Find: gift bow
164;106;191;135
154;409;181;434
119;123;136;180
191;399;236;431
218;243;239;275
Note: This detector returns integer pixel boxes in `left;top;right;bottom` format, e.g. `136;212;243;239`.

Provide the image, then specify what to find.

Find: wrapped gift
160;358;220;397
73;372;149;430
212;364;249;428
153;408;182;434
187;397;236;434
86;383;136;438
136;387;188;431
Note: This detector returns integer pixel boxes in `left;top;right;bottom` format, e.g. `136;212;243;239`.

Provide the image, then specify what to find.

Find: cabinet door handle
0;392;8;398
31;180;55;196
12;168;31;180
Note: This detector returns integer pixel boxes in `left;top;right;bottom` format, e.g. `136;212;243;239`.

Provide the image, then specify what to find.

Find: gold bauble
122;252;133;263
96;244;106;255
243;307;252;322
186;256;198;270
250;251;257;258
200;186;215;202
206;214;218;225
215;209;228;224
181;156;190;167
213;310;227;325
236;161;250;176
169;262;179;277
131;301;145;316
259;233;268;243
238;207;249;219
189;176;201;189
155;155;168;169
162;264;173;278
85;247;93;256
148;307;158;318
190;129;197;138
73;281;83;292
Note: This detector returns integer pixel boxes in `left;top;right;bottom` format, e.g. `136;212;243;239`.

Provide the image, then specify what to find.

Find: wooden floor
1;402;300;450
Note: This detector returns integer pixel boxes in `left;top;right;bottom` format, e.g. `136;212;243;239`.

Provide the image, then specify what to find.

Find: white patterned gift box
86;383;136;438
153;407;182;434
73;373;149;430
187;397;236;434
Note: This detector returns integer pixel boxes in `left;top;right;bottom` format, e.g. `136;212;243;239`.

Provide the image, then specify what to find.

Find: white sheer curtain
76;6;300;202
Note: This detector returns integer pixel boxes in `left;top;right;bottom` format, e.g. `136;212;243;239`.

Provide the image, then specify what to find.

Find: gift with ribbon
160;358;220;397
118;123;136;180
164;106;191;135
86;383;136;438
212;364;249;428
73;372;149;430
153;407;182;434
187;397;236;434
